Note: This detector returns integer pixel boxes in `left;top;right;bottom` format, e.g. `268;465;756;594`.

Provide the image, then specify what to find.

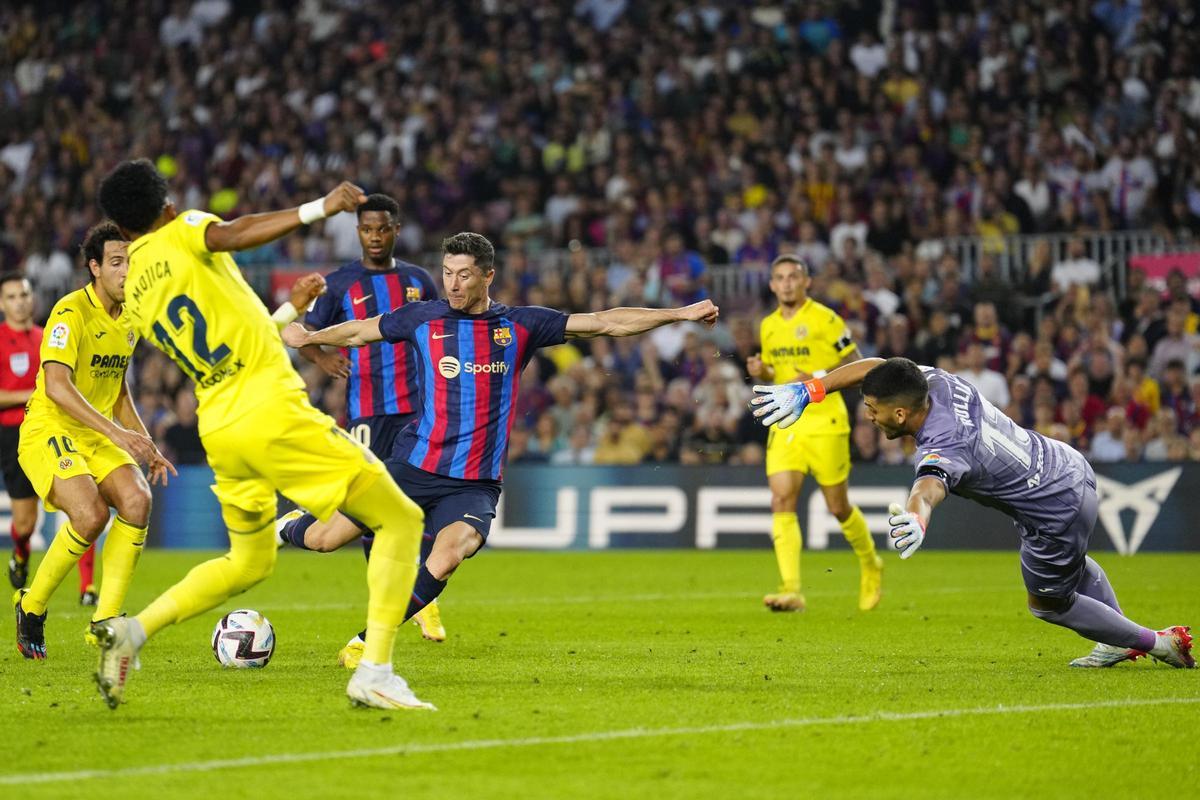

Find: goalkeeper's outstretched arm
751;357;886;428
815;357;885;393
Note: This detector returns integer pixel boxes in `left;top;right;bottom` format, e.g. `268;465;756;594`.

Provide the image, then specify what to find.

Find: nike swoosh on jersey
463;513;483;522
352;295;373;305
95;332;107;339
432;332;455;340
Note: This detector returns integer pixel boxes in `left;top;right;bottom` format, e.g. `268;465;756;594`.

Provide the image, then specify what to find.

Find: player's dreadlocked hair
97;158;169;235
357;193;401;221
80;222;126;283
442;231;495;272
862;358;929;409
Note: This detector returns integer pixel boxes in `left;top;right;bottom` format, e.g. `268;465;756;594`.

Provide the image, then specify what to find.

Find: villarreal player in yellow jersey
93;159;428;711
747;255;883;612
14;223;175;660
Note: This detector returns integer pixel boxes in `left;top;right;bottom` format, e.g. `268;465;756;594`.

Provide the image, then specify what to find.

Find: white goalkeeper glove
888;502;926;560
750;378;826;429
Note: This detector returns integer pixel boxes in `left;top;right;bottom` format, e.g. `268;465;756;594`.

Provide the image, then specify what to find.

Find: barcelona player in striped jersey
281;232;719;667
298;193;436;455
285;193;444;638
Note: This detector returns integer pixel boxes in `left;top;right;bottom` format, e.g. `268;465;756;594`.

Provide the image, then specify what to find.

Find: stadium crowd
3;0;1200;467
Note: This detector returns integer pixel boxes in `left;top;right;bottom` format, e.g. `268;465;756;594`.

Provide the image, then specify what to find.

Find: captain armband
915;465;950;483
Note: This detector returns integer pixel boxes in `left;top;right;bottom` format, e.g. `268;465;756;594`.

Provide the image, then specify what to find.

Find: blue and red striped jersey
306;259;436;420
379;300;569;482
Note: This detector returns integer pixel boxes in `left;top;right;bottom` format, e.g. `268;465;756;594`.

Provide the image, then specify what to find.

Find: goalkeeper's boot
413;600;446;642
1069;642;1145;668
1148;626;1195;668
763;591;806;612
93;616;142;709
14;589;46;660
8;551;28;589
347;662;435;710
858;554;884;611
275;509;305;547
80;585;98;607
338;631;366;670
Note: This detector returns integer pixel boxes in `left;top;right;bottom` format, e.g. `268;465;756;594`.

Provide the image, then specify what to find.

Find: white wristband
298;199;327;225
271;302;299;328
813;369;828;378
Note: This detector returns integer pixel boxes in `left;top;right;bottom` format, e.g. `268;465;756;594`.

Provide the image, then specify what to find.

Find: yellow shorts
201;391;385;526
17;423;138;512
765;429;851;486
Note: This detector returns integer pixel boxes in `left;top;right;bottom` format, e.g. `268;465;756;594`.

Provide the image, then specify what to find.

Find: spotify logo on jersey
437;356;510;379
438;356;461;378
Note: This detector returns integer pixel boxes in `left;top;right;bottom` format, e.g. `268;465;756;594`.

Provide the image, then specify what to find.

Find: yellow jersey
759;298;855;435
124;210;304;436
24;284;136;432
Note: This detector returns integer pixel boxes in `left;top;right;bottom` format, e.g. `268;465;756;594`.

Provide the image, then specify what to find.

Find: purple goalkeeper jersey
912;367;1089;535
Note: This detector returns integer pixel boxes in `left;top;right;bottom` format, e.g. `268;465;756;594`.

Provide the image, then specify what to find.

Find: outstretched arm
566;300;719;339
814;356;882;393
281;318;383;349
204;182;367;253
751;357;885;428
887;476;947;560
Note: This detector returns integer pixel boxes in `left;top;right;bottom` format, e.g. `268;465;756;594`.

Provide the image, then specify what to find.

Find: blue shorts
385;460;502;546
1018;474;1097;599
346;413;417;461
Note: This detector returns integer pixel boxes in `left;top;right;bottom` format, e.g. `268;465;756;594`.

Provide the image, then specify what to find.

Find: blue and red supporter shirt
378;300;569;482
306;259;437;420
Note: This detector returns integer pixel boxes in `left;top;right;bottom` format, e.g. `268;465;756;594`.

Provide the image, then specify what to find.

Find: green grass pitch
1;549;1197;799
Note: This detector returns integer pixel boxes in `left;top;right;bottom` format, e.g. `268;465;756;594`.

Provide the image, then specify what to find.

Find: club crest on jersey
492;326;513;347
406;286;421;302
48;323;69;350
794;325;808;339
127;331;136;348
58;458;73;471
9;353;29;377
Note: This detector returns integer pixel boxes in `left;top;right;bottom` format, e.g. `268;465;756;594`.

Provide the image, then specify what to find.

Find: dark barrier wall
129;463;1200;553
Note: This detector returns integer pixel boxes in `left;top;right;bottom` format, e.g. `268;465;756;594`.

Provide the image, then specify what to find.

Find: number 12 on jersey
151;294;232;383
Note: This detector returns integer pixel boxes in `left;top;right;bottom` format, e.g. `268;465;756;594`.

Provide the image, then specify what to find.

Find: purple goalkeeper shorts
1017;473;1098;599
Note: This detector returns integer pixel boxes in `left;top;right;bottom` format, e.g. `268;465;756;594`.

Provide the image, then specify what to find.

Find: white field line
2;696;1195;786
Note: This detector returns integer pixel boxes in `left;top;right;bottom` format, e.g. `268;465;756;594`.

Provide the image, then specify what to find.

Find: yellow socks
343;474;423;665
22;522;90;615
771;512;802;593
136;522;277;638
94;516;148;621
840;506;878;565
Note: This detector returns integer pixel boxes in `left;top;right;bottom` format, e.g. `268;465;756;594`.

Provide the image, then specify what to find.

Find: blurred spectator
161;389;205;465
656;231;707;306
1090;407;1128;462
957;342;1011;409
1050;239;1103;294
1101;137;1157;226
1148;307;1200;379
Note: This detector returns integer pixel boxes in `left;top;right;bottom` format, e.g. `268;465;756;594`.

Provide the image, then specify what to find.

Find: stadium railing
245;229;1195;310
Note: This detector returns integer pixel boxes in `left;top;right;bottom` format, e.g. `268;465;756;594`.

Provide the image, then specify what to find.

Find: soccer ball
211;609;275;668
